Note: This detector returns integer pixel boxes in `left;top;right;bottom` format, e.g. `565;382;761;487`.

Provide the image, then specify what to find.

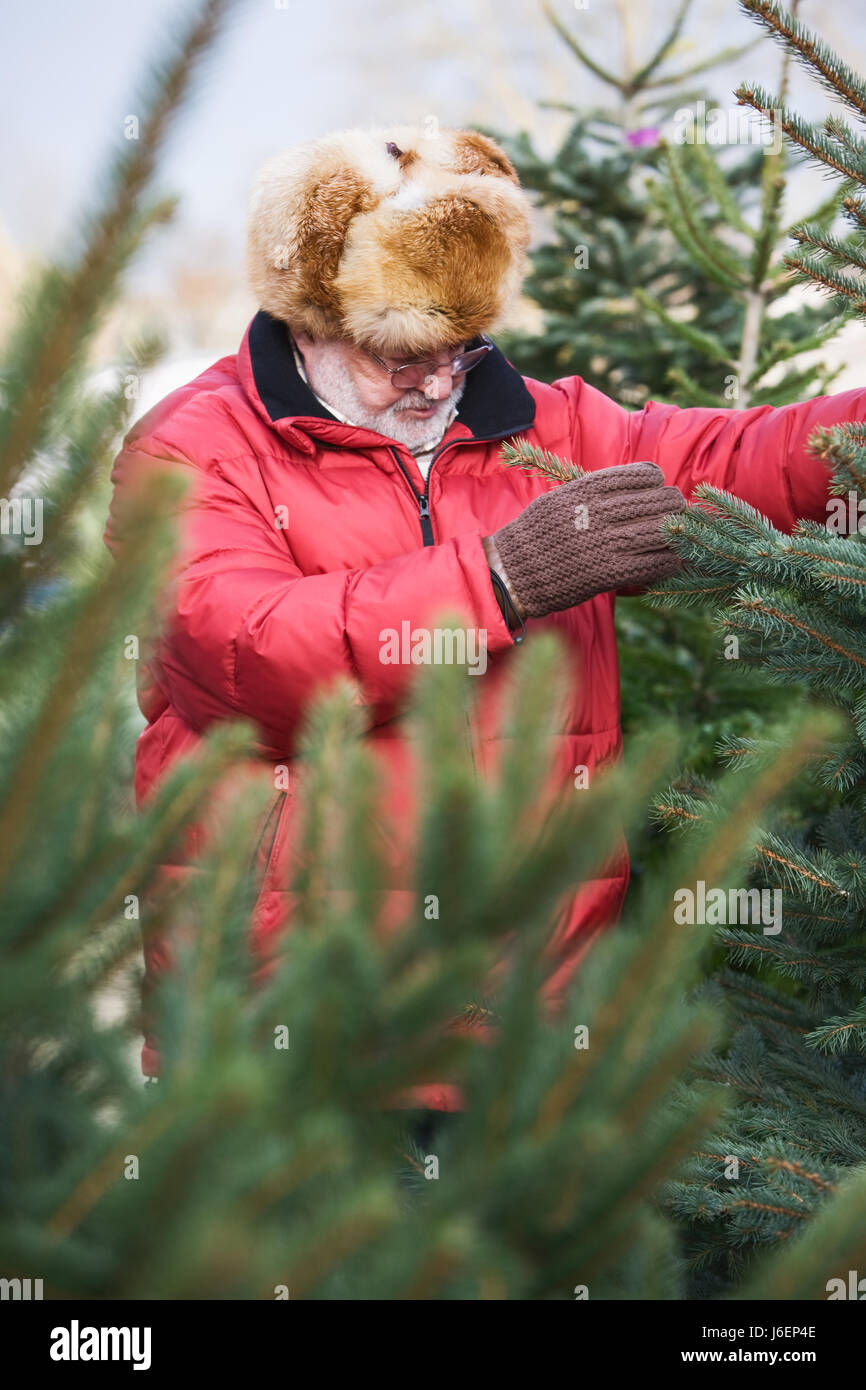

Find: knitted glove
489;461;687;620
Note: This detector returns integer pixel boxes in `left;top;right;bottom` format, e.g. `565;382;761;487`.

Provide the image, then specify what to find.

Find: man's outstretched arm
556;373;866;532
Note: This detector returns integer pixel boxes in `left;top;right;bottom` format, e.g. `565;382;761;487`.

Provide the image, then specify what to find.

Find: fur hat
245;124;533;356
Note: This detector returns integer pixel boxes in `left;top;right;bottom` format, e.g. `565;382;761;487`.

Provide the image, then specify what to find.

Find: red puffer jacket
104;310;866;1108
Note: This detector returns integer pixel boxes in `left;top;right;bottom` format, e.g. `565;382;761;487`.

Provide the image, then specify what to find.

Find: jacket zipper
389;445;435;545
388;423;533;548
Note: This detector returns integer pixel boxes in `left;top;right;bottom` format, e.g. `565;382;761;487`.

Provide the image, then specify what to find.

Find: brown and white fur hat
245;124;533;357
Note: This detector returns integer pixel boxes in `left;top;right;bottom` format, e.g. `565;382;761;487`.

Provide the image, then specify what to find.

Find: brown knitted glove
489;461;687;620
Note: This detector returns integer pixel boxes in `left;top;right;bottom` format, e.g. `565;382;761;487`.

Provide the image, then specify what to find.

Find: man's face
292;328;468;451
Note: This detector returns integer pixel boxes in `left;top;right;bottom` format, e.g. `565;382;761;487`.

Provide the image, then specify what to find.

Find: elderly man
104;123;866;1110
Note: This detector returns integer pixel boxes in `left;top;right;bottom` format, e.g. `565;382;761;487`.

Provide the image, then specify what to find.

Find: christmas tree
646;0;866;1296
492;0;849;410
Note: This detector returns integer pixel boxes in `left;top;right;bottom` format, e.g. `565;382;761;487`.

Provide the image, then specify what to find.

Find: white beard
301;346;466;452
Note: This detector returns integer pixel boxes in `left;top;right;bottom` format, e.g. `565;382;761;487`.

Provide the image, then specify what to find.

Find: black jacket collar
248;309;536;442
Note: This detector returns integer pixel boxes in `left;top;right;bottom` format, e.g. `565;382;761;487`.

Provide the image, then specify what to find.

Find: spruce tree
490;0;849;410
645;0;866;1296
638;0;855;409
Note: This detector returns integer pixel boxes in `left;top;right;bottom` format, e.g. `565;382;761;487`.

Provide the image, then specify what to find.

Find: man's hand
486;461;687;620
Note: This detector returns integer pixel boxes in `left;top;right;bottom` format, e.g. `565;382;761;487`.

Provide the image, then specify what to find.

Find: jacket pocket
249;789;289;900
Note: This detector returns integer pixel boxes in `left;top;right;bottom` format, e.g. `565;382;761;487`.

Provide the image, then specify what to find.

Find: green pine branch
739;0;866;121
498;437;585;483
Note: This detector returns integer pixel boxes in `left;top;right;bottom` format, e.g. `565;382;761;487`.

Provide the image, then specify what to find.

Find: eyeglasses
364;335;493;389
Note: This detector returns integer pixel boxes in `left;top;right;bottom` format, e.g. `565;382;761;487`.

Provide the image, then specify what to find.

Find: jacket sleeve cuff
482;533;527;640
